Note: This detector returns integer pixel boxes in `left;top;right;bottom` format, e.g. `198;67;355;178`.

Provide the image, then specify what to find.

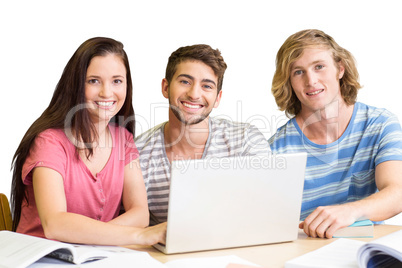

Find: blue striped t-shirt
268;102;402;220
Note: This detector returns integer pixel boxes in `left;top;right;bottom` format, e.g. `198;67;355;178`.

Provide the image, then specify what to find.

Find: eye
294;70;303;76
113;79;123;84
315;65;324;70
180;80;190;85
203;84;215;90
87;79;99;84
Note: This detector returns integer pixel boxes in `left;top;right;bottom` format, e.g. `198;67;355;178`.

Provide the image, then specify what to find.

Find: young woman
11;37;166;245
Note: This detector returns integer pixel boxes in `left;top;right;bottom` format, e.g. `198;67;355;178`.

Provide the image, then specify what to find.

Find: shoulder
24;129;72;175
354;102;401;131
36;128;71;147
354;103;402;164
355;102;396;121
38;128;66;139
210;117;259;134
210;117;267;142
134;122;166;151
267;118;302;154
210;117;269;149
268;118;295;145
208;117;270;155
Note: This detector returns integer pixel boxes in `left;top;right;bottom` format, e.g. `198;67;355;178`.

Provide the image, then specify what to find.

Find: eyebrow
86;75;125;78
292;60;326;70
177;74;217;86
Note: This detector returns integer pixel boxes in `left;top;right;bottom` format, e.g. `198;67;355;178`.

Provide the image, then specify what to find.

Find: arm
300;160;402;238
108;158;149;227
243;124;270;155
33;166;166;245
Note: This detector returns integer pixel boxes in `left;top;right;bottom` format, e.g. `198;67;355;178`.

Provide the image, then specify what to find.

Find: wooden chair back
0;193;13;231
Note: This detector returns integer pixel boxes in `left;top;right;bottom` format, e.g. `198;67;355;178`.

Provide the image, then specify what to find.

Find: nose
305;71;317;87
99;83;113;98
187;84;202;100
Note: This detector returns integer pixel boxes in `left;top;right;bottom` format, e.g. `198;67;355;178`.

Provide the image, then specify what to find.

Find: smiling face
85;54;127;124
162;60;222;125
290;47;345;116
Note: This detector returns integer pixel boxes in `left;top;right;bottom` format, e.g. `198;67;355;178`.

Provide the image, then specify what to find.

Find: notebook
153;152;307;254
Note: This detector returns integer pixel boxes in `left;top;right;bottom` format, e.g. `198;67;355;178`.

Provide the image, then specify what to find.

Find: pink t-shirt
17;124;139;238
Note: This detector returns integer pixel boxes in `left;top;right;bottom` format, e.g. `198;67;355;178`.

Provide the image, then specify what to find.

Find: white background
1;0;401;224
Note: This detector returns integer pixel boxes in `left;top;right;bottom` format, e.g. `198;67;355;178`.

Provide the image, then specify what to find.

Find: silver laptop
153;153;307;254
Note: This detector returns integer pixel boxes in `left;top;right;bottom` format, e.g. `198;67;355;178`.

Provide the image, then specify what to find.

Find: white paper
28;252;166;268
164;255;260;268
285;239;364;268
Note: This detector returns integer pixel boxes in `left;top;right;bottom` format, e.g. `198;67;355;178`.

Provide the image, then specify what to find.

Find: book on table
0;230;157;268
332;219;374;238
0;231;260;268
285;229;402;268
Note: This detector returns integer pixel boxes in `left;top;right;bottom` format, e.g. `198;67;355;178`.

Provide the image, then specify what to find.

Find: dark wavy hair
10;37;134;231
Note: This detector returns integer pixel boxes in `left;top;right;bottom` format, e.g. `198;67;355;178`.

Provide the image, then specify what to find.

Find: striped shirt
135;117;270;225
269;102;402;220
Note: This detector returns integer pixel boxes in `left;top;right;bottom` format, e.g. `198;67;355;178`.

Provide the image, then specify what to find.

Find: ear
161;78;169;99
338;62;345;79
213;90;223;108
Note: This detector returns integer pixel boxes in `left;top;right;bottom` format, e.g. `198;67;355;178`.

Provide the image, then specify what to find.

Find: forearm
349;184;402;222
32;162;161;245
112;159;150;227
109;206;149;227
355;160;402;221
41;211;146;245
301;162;402;238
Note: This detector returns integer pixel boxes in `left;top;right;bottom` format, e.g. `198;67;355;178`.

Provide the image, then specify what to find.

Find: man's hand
299;204;358;238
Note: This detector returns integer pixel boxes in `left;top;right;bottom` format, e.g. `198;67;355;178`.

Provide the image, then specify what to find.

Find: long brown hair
10;37;134;231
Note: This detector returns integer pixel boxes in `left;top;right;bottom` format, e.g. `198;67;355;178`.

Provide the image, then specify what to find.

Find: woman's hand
136;222;167;245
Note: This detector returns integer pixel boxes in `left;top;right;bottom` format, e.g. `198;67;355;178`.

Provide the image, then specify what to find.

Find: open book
357;229;402;267
285;229;402;268
0;230;156;268
0;231;259;268
29;254;259;268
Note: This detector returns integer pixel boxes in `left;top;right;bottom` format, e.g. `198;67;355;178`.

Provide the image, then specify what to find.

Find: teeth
96;101;114;107
183;102;201;109
307;89;324;96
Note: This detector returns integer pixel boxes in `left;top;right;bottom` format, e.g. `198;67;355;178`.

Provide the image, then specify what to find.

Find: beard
170;103;210;125
169;97;213;126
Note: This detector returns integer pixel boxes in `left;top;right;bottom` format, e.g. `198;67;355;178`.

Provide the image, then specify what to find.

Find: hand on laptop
299;204;357;239
137;222;167;245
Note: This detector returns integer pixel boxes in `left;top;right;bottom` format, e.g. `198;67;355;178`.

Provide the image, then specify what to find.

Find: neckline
161;119;212;166
77;124;115;180
291;103;359;148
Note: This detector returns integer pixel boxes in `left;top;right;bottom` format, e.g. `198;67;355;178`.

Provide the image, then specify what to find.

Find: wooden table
126;224;402;267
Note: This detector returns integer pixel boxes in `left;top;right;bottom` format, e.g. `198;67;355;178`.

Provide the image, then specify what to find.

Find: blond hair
272;29;362;117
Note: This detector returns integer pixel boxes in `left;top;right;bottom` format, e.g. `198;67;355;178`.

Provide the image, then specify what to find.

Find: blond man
269;29;402;238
